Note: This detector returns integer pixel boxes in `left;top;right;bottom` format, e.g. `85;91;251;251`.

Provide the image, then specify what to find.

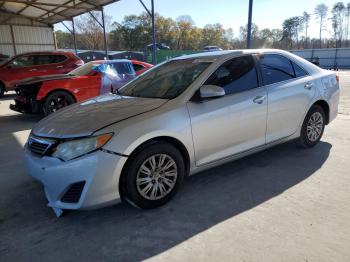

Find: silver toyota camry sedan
25;49;339;216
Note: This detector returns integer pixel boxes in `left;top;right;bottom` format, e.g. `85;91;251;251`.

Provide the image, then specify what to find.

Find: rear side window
35;55;51;65
260;54;294;85
205;55;258;95
292;62;308;78
49;55;67;63
132;63;144;72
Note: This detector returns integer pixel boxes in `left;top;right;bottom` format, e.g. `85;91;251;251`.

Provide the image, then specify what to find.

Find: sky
54;0;341;38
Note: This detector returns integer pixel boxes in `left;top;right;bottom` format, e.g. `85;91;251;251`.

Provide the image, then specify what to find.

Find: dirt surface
0;74;350;262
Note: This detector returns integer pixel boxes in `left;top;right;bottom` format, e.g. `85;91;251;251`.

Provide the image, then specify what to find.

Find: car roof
87;59;132;64
172;48;323;75
172;49;298;60
10;51;76;59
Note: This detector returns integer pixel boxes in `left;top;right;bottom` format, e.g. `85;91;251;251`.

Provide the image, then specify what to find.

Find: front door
5;54;38;88
187;55;267;166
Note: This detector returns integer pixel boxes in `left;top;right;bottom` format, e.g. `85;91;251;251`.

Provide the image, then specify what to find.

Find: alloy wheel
136;154;178;201
306;112;324;142
47;95;70;114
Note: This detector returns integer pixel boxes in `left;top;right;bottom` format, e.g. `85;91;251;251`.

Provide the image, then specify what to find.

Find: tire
43;91;75;116
296;105;326;148
0;82;5;98
123;142;185;209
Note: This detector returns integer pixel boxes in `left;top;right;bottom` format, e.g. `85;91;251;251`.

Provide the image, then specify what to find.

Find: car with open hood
10;59;136;115
24;49;339;217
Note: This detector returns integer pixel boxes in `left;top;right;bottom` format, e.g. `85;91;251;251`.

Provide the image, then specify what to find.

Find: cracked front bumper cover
24;145;128;217
10;97;41;114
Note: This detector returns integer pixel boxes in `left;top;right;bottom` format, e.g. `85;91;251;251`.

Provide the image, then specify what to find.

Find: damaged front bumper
10;96;42;114
24;145;127;217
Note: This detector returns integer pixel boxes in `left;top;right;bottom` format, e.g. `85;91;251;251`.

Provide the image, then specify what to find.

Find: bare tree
302;11;311;48
75;11;111;50
332;2;346;47
314;3;329;48
346;3;350;46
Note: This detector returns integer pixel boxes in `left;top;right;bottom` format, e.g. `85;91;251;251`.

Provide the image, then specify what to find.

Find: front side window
118;59;211;99
205;55;258;95
10;55;35;67
260;54;295;85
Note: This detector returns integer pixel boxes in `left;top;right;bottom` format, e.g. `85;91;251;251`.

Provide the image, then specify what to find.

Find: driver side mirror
200;85;225;99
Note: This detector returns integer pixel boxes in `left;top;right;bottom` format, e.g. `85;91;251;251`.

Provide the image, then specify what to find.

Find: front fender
98;105;196;169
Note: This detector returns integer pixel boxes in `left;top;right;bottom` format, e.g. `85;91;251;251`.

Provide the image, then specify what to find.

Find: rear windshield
69;62;101;76
69;61;135;77
113;62;135;75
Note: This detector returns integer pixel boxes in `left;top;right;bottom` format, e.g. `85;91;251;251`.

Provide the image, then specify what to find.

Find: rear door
187;55;267;166
258;54;315;143
48;54;69;74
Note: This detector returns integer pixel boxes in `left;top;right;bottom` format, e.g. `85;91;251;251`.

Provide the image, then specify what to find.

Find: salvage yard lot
1;71;350;261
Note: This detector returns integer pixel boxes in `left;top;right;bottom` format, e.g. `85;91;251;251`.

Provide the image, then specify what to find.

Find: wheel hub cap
307;112;323;142
136;154;178;200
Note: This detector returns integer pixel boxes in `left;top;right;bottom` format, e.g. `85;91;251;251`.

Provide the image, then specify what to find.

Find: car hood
32;94;168;138
16;74;75;86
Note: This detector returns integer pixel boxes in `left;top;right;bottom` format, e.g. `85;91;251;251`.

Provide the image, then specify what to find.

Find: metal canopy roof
0;0;120;26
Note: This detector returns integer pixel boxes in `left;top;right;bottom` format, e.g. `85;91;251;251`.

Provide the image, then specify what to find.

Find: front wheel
43;91;75;116
296;105;326;148
123;142;185;209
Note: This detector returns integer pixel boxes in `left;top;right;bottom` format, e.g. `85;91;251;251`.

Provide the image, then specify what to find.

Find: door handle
304;82;313;90
56;65;63;68
253;96;266;104
29;68;37;71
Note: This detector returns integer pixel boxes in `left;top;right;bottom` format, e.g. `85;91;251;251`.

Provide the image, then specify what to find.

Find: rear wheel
0;82;5;98
296;105;326;148
43;91;75;116
123;142;185;209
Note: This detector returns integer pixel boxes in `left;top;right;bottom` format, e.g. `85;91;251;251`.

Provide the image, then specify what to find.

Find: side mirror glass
200;85;225;99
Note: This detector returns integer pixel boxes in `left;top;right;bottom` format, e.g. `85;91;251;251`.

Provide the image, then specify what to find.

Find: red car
131;60;153;75
10;60;137;115
0;51;84;97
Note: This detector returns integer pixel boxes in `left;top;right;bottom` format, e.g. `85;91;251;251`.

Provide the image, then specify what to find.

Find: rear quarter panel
318;71;340;123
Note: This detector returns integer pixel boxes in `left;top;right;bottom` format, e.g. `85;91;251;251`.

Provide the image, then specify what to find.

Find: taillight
336;74;340;83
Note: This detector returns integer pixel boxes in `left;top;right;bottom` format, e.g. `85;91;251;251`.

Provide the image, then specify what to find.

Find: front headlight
52;133;113;161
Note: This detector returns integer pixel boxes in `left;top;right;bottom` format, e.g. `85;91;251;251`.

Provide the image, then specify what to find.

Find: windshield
69;62;102;76
118;59;211;99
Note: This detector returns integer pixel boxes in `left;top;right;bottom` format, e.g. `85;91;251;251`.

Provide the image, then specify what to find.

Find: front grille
61;182;86;203
29;141;50;155
28;136;56;156
15;83;41;98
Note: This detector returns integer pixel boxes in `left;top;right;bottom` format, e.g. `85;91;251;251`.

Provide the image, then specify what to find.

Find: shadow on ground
0;93;16;102
0;135;332;261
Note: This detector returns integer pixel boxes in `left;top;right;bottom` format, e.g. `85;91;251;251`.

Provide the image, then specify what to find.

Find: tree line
55;2;350;52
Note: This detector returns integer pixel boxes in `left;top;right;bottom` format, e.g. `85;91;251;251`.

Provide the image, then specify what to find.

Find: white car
25;49;339;216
